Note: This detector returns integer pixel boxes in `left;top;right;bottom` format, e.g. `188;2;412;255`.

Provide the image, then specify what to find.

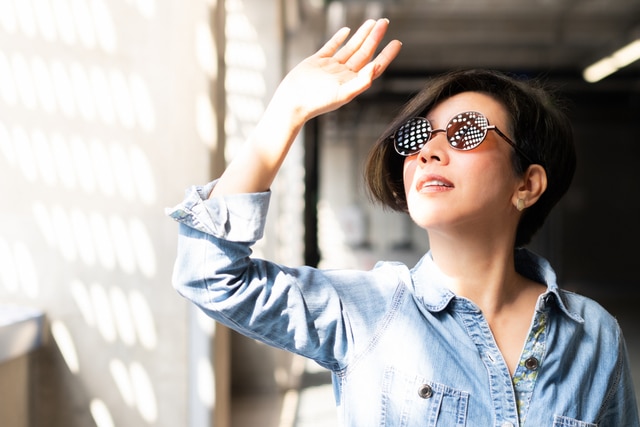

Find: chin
407;198;460;230
407;207;439;230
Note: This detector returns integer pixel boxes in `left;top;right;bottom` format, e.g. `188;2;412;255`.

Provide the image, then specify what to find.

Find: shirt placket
511;310;548;426
456;300;520;427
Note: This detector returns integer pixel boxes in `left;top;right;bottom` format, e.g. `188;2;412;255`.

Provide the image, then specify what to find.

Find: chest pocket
380;367;468;427
553;415;598;427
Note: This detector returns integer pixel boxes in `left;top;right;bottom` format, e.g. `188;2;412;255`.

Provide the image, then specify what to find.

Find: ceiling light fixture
583;39;640;83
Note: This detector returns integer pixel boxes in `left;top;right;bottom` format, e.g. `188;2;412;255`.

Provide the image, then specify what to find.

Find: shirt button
524;356;539;371
417;384;433;399
501;422;515;427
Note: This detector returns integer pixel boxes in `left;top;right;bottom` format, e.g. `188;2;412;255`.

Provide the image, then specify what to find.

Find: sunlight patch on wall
0;237;19;294
108;357;165;425
125;0;157;20
0;239;40;298
129;289;157;350
195;22;216;79
69;279;95;327
0;238;39;298
29;202;158;275
1;124;157;202
110;358;135;407
88;213;117;270
196;93;216;148
68;280;158;349
90;283;118;342
0;58;155;130
197;357;215;408
130;361;158;423
14;242;39;298
90;399;115;427
51;320;80;373
110;287;137;346
0;122;13;163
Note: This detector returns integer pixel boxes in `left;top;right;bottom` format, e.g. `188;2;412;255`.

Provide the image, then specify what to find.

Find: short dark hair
364;69;576;247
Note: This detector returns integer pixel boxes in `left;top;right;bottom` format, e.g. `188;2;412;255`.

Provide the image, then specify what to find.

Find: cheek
402;158;418;195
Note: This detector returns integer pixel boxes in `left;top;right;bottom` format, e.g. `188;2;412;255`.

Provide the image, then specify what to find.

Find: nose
418;129;448;164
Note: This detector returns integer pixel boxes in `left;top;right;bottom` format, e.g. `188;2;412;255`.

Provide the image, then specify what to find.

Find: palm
276;19;402;120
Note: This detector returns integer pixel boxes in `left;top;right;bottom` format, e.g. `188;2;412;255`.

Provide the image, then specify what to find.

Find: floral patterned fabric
513;311;548;425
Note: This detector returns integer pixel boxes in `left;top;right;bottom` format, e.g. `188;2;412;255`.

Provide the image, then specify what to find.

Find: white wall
0;0;218;425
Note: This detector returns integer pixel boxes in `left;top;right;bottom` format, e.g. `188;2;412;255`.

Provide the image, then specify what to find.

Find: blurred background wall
0;0;224;425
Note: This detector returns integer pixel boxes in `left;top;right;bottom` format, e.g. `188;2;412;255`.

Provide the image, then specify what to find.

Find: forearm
209;95;306;197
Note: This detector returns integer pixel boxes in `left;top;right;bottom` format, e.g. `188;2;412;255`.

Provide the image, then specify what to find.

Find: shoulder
330;260;413;305
514;249;623;339
559;290;615;320
555;289;623;342
372;260;413;285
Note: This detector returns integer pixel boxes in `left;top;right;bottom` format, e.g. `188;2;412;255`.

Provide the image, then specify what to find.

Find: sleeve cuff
166;180;271;242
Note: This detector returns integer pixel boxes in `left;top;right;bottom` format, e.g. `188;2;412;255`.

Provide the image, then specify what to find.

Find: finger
316;26;352;58
332;19;378;63
370;39;403;79
343;19;391;71
337;39;402;103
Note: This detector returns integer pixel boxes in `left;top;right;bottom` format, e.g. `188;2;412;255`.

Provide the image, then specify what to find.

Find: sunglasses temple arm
490;126;534;164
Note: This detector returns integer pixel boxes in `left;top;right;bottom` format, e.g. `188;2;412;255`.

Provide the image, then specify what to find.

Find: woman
168;19;639;426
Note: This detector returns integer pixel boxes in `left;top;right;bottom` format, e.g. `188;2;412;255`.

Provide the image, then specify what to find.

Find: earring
516;198;525;212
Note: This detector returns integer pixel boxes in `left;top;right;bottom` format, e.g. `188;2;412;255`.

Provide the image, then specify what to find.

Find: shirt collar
409;248;583;323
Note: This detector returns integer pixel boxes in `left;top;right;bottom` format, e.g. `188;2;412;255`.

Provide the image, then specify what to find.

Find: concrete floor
231;296;640;427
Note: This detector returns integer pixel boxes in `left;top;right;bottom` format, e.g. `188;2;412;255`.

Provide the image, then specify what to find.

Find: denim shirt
168;182;639;427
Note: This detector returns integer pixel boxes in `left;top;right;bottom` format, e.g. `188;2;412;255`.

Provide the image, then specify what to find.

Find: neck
427;229;527;316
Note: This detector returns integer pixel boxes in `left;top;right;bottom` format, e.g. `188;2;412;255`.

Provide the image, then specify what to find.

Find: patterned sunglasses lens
446;112;488;150
394;117;431;155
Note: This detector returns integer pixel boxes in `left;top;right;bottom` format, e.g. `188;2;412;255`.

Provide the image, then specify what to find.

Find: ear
513;164;547;210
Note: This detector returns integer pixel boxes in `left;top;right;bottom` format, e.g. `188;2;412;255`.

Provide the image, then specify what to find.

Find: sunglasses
393;111;533;163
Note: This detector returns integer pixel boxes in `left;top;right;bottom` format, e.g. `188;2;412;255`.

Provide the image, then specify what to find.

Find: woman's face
403;91;522;235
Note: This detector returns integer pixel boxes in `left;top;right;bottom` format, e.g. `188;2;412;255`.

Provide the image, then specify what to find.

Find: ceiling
301;0;640;92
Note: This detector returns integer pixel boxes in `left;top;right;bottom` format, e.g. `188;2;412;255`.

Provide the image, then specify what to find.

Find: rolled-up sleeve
166;180;275;321
166;180;271;242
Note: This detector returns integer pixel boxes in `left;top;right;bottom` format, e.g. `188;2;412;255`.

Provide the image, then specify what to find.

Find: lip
415;174;454;193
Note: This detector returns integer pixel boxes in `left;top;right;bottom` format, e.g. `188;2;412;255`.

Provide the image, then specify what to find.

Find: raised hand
273;18;402;121
210;19;401;197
